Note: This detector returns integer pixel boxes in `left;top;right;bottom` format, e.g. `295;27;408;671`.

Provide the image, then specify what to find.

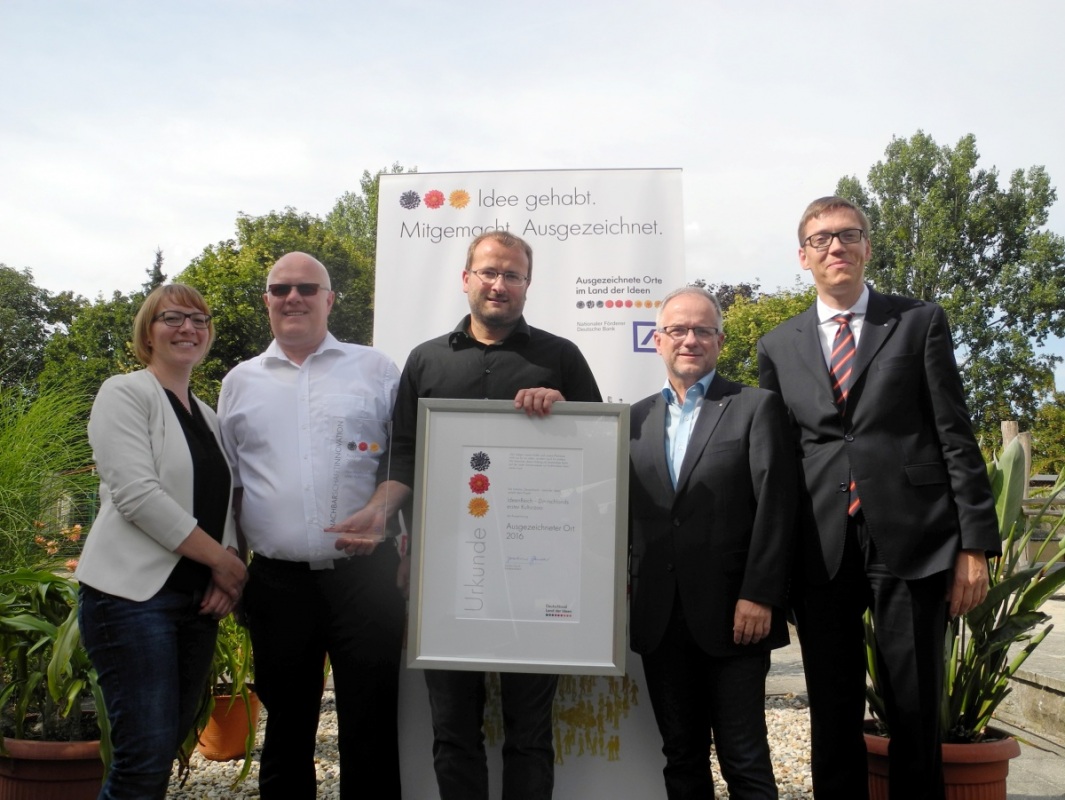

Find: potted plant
0;567;111;800
178;615;258;786
864;436;1065;799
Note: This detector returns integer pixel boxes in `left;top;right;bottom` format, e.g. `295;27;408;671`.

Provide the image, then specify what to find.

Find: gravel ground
168;692;813;798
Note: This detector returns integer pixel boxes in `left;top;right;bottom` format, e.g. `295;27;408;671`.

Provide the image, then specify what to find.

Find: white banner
377;168;682;798
397;658;667;799
373;168;685;403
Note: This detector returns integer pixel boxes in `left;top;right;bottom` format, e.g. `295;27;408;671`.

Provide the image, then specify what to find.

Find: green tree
327;162;416;267
718;282;817;386
1031;392;1065;476
142;247;167;294
0;266;51;388
38;291;140;394
691;280;762;314
836;131;1065;438
44;289;86;332
37;248;181;396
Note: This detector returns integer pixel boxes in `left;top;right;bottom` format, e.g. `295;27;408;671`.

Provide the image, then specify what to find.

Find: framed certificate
407;398;629;675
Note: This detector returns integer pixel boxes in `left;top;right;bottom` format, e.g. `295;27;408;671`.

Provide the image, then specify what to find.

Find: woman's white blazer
75;369;237;601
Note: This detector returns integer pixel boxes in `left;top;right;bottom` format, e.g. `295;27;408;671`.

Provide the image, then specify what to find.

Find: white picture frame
407;399;629;675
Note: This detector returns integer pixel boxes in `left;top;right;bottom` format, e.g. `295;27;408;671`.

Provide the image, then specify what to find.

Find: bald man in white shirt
218;252;404;800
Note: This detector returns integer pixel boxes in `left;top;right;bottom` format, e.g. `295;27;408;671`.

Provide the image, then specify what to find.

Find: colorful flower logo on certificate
466;453;491;517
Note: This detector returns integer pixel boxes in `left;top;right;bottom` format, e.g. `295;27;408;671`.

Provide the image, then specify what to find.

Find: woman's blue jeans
79;583;218;800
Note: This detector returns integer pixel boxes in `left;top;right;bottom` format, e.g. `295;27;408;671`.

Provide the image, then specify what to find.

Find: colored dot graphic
397;187;473;210
347;441;382;452
577;297;666;309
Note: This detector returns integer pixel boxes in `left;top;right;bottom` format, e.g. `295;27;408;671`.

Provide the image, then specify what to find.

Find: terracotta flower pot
0;737;104;800
865;726;1022;800
196;692;261;762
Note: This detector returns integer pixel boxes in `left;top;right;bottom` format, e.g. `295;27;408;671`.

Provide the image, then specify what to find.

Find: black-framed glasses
468;268;529;286
803;228;865;251
154;311;211;329
267;283;326;297
657;325;720;341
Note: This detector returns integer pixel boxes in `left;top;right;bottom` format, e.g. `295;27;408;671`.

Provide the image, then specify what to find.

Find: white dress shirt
815;285;870;368
218;333;399;565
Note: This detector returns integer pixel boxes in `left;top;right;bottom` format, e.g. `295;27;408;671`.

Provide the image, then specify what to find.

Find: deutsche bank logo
633;321;657;353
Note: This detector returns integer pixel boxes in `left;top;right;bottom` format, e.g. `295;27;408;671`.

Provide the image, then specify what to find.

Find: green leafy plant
865;436;1065;742
0;567;111;767
178;615;257;786
0;384;96;570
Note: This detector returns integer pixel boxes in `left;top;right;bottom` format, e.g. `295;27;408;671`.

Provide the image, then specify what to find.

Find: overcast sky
3;0;1063;384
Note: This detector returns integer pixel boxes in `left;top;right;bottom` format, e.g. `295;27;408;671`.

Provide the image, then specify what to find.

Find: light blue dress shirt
662;371;714;487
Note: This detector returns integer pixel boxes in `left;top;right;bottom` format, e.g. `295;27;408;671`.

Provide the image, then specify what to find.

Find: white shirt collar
261;331;344;365
816;284;870;324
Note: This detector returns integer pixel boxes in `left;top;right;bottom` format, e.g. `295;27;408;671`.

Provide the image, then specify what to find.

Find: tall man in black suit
630;286;797;799
757;197;1001;800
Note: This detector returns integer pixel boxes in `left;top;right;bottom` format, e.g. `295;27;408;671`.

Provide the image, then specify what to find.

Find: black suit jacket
757;288;1000;585
628;374;797;657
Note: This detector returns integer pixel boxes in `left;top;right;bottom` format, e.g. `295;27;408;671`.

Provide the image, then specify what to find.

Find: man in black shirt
335;231;601;800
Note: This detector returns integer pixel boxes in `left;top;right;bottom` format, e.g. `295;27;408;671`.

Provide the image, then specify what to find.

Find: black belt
252;553;360;571
252;543;396;571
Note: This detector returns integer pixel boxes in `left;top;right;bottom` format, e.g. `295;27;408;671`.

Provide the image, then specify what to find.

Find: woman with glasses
76;283;247;799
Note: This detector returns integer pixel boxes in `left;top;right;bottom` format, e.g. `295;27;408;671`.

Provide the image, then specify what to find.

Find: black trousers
795;515;949;800
424;669;557;800
244;546;405;799
641;596;778;799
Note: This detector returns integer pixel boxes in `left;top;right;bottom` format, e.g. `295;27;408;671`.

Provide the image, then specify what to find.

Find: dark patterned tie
830;313;861;515
830;313;856;407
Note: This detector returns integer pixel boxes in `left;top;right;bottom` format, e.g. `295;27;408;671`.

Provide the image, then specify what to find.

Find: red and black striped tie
830;313;856;407
830;313;861;515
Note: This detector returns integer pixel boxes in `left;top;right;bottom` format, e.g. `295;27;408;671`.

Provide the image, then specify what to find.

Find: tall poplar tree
836;131;1065;438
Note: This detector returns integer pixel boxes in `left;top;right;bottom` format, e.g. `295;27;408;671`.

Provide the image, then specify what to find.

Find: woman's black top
162;389;231;595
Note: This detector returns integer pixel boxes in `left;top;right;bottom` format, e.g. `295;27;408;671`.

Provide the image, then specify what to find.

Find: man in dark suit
757;197;1001;800
630;286;797;799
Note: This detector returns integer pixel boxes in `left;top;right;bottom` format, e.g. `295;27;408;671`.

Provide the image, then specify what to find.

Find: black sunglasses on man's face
267;283;324;297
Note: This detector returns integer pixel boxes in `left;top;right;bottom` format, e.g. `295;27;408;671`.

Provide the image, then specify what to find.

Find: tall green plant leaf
991;437;1026;539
